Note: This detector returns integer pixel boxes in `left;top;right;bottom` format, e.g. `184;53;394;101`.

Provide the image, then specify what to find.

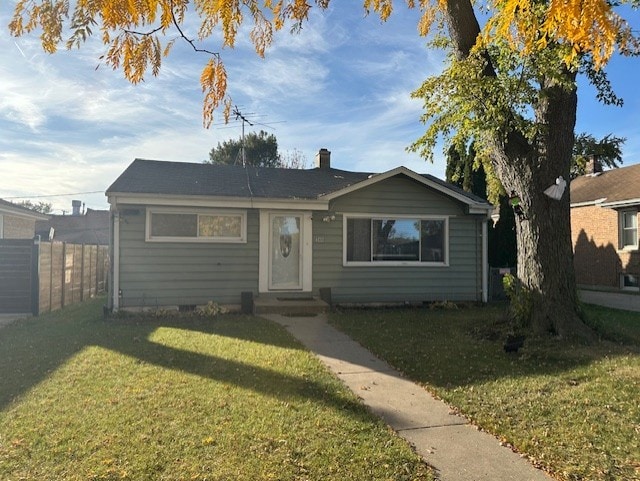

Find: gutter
600;198;640;208
111;209;120;311
570;198;607;208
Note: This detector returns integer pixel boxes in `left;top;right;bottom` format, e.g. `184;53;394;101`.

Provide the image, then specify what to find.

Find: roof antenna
233;106;253;167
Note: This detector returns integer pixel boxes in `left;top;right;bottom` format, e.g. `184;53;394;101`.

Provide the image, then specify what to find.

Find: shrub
502;273;533;330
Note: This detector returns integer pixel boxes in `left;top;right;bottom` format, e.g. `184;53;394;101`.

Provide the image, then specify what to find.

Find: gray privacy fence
0;239;108;315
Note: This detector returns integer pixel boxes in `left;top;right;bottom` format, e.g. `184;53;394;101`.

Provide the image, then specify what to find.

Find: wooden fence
0;240;108;315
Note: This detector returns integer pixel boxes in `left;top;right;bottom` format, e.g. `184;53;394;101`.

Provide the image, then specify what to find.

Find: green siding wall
115;175;486;307
312;176;485;303
117;206;259;307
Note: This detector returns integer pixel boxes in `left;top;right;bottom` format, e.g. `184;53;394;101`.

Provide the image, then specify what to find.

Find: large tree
9;0;638;338
208;130;280;167
571;133;625;179
207;131;309;168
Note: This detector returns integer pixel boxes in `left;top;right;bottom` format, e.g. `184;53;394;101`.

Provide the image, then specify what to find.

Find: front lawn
0;299;433;481
330;304;640;481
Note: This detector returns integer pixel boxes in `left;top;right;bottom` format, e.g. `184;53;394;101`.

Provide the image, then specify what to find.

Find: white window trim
618;209;638;251
342;213;450;267
145;207;247;243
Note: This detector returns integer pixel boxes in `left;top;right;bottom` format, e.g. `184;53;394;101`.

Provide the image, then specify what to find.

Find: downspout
482;217;489;303
112;209;120;311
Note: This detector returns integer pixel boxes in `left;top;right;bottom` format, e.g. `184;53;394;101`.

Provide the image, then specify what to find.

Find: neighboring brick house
0;199;49;239
571;161;640;292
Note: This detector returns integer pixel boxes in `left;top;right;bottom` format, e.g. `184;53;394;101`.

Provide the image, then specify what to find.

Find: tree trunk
444;0;594;340
490;81;593;339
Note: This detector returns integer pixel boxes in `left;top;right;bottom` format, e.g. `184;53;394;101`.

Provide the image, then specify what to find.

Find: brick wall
571;205;640;288
2;215;36;239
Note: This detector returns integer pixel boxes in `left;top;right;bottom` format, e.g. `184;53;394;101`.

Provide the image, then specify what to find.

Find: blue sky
1;2;639;214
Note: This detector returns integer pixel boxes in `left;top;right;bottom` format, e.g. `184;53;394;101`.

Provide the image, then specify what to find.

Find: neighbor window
146;209;246;242
619;210;638;249
621;274;639;291
345;216;447;265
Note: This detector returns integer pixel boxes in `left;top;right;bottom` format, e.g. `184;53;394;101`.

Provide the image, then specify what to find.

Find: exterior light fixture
543;176;567;200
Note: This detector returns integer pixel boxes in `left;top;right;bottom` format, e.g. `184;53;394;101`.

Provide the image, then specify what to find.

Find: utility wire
2;191;104;199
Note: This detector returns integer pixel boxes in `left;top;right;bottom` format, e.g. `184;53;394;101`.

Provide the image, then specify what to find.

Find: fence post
49;242;53;313
90;245;95;297
80;244;85;302
61;242;66;308
30;240;40;316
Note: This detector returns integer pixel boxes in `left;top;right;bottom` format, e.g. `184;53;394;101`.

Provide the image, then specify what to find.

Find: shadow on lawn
0;300;363;419
329;305;640;390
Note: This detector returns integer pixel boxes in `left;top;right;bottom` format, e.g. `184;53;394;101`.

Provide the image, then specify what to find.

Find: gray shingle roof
106;158;488;205
36;209;110;245
107;159;372;199
571;163;640;205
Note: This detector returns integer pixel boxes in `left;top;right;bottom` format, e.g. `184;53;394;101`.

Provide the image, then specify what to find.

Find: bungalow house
0;199;49;239
105;149;493;311
571;160;640;292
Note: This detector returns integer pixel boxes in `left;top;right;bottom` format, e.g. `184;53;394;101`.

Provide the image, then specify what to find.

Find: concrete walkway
579;289;640;312
263;313;551;481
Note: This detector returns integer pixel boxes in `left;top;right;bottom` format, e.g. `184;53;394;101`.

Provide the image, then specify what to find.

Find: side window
619;210;638;250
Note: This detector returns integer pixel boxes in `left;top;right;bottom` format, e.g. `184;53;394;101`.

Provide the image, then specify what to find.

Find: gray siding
114;174;485;307
117;206;259;307
312;176;484;303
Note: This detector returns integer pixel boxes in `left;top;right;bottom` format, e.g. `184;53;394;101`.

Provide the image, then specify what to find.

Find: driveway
579;289;640;312
0;313;30;329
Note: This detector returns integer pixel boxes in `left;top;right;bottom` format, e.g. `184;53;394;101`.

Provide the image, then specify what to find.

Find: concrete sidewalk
263;313;551;481
579;289;640;312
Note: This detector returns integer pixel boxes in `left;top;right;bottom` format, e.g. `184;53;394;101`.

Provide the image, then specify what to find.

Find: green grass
582;303;640;344
0;299;433;481
330;304;640;481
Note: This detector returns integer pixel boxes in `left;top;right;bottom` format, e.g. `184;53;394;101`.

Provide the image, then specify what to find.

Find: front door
259;211;312;293
269;214;302;290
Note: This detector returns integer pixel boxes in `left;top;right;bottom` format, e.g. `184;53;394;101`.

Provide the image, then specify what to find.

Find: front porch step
253;296;329;316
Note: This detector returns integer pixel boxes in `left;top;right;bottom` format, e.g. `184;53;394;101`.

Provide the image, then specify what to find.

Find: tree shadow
573;230;622;287
0;301;367;421
573;229;640;288
328;305;639;390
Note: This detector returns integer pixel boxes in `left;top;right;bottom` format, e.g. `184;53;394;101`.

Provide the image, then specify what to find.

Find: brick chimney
315;148;331;169
586;155;602;175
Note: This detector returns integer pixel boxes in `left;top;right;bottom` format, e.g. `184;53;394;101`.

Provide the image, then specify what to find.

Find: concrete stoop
252;296;329;316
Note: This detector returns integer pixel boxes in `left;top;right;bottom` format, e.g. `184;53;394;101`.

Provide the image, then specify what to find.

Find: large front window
345;216;448;265
146;209;246;242
620;210;638;250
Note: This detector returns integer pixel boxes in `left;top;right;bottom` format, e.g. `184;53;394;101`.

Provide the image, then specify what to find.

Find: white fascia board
107;193;329;211
469;205;494;215
570;198;607;208
320;166;492;212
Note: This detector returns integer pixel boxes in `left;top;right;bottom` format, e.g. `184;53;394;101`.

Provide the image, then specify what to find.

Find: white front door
259;211;312;293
